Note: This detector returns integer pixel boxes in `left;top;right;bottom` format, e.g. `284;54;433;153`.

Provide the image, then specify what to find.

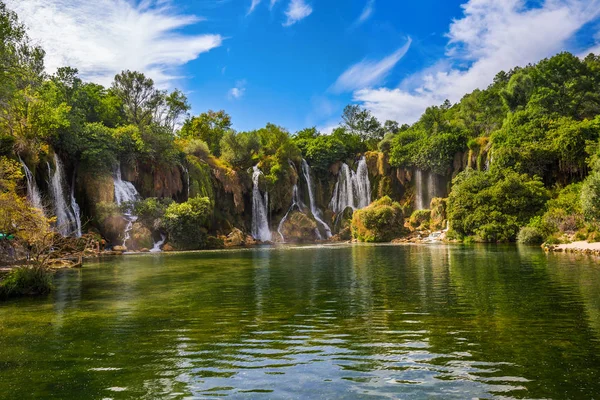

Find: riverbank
543;241;600;256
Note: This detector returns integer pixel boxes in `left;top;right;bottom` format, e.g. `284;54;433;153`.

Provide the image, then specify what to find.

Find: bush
409;209;431;229
163;196;213;250
447;168;548;242
351;196;406;242
430;197;447;230
517;226;544;244
582;171;600;221
0;266;53;299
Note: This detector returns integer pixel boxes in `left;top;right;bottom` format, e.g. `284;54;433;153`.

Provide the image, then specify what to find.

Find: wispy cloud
283;0;313;26
353;0;600;124
228;80;247;100
356;0;375;25
5;0;223;88
247;0;261;15
331;38;412;93
270;0;280;9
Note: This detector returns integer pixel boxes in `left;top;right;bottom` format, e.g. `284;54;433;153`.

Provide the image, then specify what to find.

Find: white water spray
48;154;80;236
301;159;331;238
329;156;371;214
113;165;140;247
251;166;272;242
150;233;166;253
277;184;305;242
19;157;44;212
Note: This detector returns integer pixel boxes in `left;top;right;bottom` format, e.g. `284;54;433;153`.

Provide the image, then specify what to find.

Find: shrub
447;168;548;242
351;196;406;242
0;266;53;299
409;209;431;229
163;196;213;250
582;171;600;221
517;226;544;244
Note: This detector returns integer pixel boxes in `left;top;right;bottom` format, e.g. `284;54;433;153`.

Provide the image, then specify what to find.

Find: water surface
1;244;600;399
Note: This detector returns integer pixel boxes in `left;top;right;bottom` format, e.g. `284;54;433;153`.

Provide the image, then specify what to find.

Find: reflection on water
1;244;600;399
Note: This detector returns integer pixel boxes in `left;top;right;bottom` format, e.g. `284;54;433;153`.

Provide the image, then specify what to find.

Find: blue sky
7;0;600;133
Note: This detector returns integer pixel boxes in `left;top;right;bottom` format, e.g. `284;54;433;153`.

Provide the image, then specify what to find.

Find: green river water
1;244;600;399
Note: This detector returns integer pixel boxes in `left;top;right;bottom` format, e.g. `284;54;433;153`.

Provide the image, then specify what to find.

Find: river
1;244;599;399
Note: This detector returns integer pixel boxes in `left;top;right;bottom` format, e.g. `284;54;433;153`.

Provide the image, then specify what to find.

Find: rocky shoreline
542;241;600;257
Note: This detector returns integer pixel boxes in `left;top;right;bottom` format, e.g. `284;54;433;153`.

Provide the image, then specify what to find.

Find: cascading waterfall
113;165;140;247
48;154;80;237
251;166;272;242
414;169;447;210
150;233;166;253
329;156;371;214
70;174;82;237
19;157;44;212
301;159;331;238
183;166;190;198
277;184;305;242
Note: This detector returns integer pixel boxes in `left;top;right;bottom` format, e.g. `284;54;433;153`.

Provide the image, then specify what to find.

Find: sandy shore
545;241;600;256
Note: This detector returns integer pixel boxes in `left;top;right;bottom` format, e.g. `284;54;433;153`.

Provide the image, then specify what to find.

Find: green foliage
220;130;260;169
179;110;232;156
0;266;53;299
163;196;213;250
447;168;548;242
517;226;544;245
133;197;172;228
351;196;406;242
581;171;600;221
409;209;431;229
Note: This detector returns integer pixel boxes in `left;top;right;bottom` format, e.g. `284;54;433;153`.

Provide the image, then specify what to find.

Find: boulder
127;222;153;250
113;245;127;252
280;211;319;243
162;244;174;252
225;228;246;247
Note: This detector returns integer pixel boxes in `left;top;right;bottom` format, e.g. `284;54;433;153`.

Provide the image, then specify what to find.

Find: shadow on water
0;244;599;399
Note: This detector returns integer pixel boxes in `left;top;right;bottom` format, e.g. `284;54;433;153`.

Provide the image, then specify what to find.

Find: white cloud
283;0;313;26
228;80;247;100
356;0;375;25
270;0;280;9
6;0;223;87
353;0;600;124
248;0;261;15
331;38;412;93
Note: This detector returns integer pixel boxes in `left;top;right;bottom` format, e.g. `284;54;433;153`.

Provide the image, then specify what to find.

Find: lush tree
163;196;213;250
179;110;232;156
448;168;548;242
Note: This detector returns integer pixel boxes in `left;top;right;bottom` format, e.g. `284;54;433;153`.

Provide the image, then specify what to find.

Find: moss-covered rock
95;202;126;244
128;222;153;250
351;196;406;242
280;211;319;243
409;209;431;229
429;197;447;230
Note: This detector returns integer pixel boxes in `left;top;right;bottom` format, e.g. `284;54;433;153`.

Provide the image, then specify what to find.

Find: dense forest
3;0;600;275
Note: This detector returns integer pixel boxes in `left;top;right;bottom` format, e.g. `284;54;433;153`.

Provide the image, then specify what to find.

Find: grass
0;265;53;300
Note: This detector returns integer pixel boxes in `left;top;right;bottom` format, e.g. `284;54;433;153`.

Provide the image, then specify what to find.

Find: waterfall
150;233;166;253
183;166;190;198
19;157;44;212
251;166;272;242
70;174;82;237
355;157;371;209
301;159;331;238
414;169;447;210
113;165;140;247
277;184;305;242
329;156;371;214
415;169;425;210
48;154;79;236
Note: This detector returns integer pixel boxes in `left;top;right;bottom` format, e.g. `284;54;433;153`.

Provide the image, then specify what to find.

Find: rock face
128;222;153;250
280;211;319;243
162;244;174;252
351;196;406;242
225;228;246;247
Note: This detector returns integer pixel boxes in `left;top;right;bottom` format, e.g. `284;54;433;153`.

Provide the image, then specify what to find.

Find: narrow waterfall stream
113;165;140;247
19;157;44;212
150;233;166;253
301;159;331;238
48;154;80;237
251;166;272;242
70;174;82;237
329;156;371;214
277;184;305;242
